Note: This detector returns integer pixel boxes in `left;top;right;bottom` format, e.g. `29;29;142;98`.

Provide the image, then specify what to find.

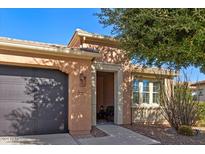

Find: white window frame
132;79;160;107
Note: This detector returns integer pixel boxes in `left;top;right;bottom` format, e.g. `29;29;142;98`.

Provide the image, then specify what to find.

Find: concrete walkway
0;133;77;145
0;125;160;145
78;124;160;145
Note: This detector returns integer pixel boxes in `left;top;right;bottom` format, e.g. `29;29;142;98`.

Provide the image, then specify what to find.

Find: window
153;82;160;104
142;80;150;103
198;89;203;96
132;79;161;105
132;80;139;104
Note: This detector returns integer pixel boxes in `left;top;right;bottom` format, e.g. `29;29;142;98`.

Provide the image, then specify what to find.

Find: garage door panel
38;101;67;119
37;109;66;120
0;65;68;136
16;121;36;136
0;101;35;118
0;121;18;136
14;120;36;136
0;76;34;101
37;119;67;134
0;119;36;136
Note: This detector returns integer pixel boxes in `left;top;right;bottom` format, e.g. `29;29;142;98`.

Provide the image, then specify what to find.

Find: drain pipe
131;106;133;125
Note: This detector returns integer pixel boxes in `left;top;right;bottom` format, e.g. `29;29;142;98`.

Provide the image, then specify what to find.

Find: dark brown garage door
0;65;68;136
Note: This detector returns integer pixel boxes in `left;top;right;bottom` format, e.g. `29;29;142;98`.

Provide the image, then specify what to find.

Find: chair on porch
105;106;114;122
97;105;106;120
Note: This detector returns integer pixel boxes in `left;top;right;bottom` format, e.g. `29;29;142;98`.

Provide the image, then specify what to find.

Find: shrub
178;125;194;136
159;75;201;131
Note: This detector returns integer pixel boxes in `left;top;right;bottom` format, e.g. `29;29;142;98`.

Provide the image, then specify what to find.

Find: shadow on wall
4;74;68;136
29;58;91;130
0;54;92;136
85;44;126;64
132;107;165;124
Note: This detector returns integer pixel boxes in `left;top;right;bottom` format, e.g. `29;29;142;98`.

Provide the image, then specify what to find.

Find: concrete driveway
0;125;160;145
0;133;77;145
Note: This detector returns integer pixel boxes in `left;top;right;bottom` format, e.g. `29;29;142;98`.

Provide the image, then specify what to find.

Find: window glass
143;80;149;103
132;79;161;105
133;80;139;92
143;80;149;92
153;82;160;103
143;93;149;103
133;80;139;104
133;92;139;104
198;89;203;96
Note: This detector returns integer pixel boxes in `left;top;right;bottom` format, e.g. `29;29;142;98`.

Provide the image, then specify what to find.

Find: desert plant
159;77;201;131
178;125;194;136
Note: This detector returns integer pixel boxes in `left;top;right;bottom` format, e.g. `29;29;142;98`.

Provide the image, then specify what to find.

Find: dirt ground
122;124;205;145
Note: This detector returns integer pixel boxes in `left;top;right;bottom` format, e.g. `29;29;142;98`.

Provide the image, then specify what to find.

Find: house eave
0;40;100;60
68;29;119;48
131;65;178;78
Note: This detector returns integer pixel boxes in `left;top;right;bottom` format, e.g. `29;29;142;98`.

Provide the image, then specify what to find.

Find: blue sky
0;8;204;82
0;9;112;44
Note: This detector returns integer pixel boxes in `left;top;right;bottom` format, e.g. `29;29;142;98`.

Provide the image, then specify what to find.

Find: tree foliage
96;9;205;72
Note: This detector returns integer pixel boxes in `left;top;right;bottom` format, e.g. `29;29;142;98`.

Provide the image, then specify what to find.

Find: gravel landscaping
122;124;205;145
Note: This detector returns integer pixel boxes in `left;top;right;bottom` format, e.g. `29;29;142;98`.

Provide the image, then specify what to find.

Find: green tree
96;9;205;72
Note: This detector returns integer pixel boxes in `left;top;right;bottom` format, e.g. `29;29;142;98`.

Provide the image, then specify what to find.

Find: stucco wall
83;43;126;64
122;68;132;124
82;43;171;125
70;40;174;126
132;107;166;124
82;43;132;124
0;52;92;135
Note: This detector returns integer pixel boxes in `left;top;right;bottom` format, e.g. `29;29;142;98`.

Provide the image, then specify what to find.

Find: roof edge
0;39;100;60
131;65;178;77
67;28;118;47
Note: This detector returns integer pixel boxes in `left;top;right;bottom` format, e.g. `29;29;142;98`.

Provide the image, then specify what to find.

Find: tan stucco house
0;29;176;136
